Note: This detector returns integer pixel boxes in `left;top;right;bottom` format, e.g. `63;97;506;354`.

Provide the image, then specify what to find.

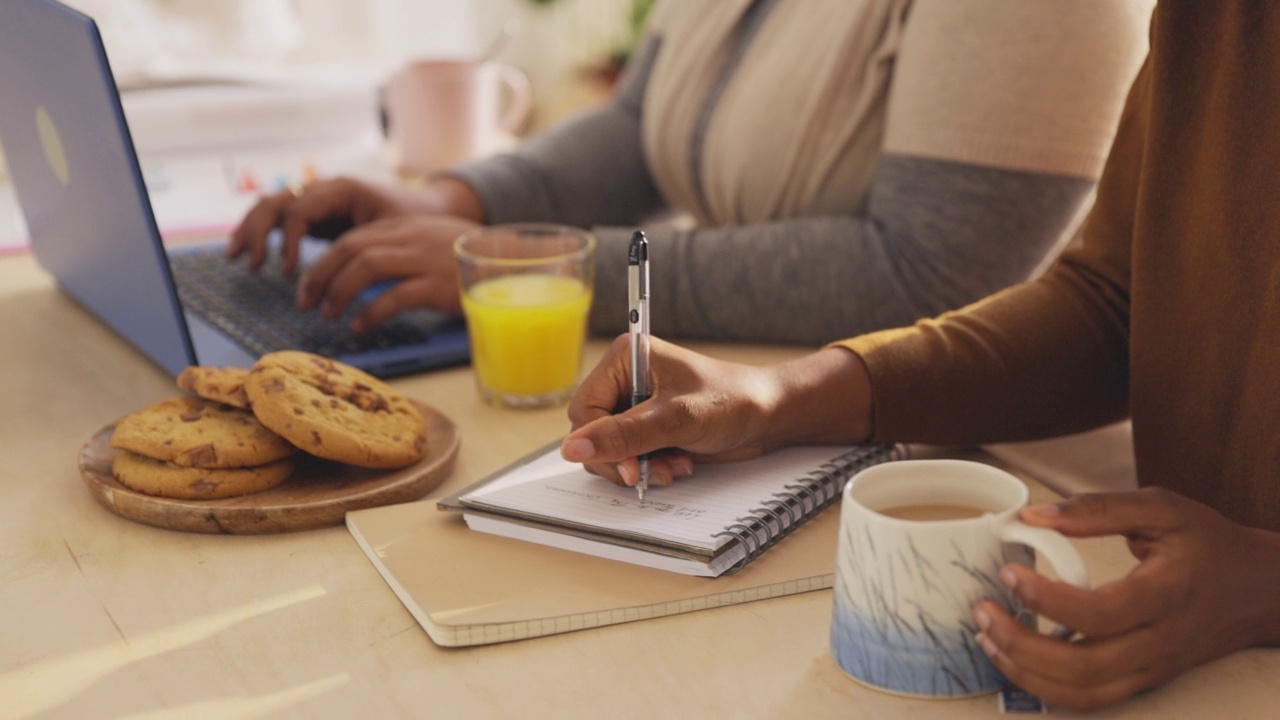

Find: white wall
65;0;635;126
291;0;634;125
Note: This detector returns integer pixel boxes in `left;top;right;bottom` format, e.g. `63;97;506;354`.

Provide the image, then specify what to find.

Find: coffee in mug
877;503;988;521
830;459;1088;698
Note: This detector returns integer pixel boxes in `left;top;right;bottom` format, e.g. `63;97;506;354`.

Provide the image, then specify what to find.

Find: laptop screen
0;0;197;375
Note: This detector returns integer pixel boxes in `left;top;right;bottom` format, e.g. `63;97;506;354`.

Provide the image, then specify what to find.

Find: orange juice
461;274;592;401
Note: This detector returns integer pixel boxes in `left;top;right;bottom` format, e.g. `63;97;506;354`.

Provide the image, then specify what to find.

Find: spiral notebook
346;441;906;647
439;442;906;577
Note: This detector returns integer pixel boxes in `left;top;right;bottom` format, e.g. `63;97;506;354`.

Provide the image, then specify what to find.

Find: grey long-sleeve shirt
450;21;1095;346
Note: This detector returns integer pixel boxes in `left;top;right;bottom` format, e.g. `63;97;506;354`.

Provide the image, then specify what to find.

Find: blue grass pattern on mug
830;522;1035;697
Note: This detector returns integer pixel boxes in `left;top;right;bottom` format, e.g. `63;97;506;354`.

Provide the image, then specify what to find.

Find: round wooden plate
78;400;459;534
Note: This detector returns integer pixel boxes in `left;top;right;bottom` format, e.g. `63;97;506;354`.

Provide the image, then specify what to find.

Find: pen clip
628;233;648;298
627;231;647;266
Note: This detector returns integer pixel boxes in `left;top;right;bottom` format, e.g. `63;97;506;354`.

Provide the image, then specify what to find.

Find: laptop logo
36;105;70;187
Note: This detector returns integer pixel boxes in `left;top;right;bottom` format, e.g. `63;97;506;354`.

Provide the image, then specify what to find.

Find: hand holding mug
973;488;1280;712
830;459;1089;699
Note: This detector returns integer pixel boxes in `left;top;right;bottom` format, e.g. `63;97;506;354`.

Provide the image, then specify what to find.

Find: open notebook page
460;445;851;552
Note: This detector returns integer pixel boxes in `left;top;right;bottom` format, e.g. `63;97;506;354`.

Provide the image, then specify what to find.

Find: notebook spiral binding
713;444;910;575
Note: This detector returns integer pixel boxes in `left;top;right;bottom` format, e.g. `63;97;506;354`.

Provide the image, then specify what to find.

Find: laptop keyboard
168;250;435;357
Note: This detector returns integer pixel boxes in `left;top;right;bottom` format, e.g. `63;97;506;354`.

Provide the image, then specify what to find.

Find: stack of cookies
109;351;428;500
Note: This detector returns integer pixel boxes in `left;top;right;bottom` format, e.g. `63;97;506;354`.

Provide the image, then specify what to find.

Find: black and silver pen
627;230;652;502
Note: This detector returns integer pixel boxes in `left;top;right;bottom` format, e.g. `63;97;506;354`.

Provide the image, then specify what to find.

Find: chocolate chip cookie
244;351;426;469
110;396;296;468
112;450;294;499
177;365;251;409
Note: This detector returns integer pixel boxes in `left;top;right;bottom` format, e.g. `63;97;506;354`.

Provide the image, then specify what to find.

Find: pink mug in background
384;59;533;176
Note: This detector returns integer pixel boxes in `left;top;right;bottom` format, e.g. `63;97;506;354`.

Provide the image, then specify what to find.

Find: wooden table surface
3;250;1278;719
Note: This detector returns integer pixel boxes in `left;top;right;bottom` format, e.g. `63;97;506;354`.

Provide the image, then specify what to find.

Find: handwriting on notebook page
464;446;855;549
544;484;708;519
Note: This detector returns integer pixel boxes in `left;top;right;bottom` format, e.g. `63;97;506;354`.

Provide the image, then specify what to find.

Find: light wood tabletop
3;250;1278;719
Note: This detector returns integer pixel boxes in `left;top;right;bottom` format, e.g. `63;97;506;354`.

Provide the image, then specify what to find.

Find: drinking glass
454;224;596;409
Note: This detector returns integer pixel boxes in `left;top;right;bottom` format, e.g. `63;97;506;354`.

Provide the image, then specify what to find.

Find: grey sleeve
447;36;667;228
587;155;1094;346
451;32;1093;347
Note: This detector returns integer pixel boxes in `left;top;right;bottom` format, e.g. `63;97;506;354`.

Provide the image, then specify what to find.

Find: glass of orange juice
454;224;596;409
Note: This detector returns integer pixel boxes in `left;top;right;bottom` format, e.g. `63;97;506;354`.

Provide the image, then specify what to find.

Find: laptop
0;0;471;378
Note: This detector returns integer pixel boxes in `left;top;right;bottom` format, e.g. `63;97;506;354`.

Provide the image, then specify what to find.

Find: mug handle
495;64;533;135
998;520;1089;639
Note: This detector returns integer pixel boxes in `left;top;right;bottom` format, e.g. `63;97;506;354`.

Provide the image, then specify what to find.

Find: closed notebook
439;443;906;577
345;442;905;647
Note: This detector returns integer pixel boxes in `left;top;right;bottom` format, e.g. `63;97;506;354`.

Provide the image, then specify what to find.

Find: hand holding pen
563;234;867;488
628;231;652;501
564;335;826;484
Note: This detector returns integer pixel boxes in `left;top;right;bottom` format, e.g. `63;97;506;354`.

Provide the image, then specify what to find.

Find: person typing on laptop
0;0;470;378
229;0;1151;345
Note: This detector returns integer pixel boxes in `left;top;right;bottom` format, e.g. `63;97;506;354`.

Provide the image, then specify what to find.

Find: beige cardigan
641;0;1153;225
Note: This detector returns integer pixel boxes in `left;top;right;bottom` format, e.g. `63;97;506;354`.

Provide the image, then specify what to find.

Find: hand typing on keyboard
226;176;483;334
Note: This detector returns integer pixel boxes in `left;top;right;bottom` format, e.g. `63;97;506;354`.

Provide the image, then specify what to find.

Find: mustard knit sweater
841;3;1280;530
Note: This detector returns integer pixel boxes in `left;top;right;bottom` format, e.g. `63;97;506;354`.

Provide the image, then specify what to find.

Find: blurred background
0;0;653;250
63;0;650;129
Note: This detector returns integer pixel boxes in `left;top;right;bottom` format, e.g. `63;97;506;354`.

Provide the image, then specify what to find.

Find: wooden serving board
78;400;459;534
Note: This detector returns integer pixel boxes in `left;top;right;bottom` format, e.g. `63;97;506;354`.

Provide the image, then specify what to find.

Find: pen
627;230;652;502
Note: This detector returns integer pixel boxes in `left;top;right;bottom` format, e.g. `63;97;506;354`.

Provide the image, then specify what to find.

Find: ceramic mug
829;459;1088;698
384;59;532;176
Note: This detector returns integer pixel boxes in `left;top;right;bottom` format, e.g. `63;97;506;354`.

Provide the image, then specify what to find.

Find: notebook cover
345;496;840;647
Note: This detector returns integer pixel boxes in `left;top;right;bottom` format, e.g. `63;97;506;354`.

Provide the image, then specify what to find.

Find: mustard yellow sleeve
833;57;1153;446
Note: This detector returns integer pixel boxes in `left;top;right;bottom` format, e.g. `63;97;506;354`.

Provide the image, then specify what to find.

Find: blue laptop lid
0;0;196;375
